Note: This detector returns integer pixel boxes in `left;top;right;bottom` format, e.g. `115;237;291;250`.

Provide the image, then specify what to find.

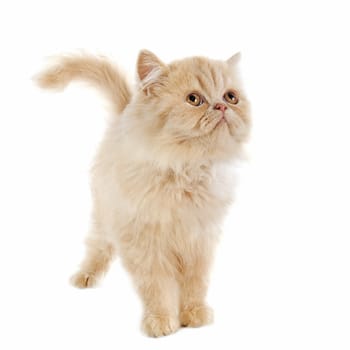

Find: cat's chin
177;135;242;165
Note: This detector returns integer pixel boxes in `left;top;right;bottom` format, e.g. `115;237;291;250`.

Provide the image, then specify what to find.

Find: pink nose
214;103;227;112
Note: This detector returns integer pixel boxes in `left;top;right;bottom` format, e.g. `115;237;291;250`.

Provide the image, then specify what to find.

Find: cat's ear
227;52;241;68
137;50;167;93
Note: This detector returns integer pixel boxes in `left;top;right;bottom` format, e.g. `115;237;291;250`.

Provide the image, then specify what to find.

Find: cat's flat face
132;51;251;164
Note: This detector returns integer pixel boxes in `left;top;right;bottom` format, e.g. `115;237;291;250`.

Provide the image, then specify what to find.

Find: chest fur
117;163;233;227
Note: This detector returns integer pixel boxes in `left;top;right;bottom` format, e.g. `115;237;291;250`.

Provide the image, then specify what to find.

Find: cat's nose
214;103;227;112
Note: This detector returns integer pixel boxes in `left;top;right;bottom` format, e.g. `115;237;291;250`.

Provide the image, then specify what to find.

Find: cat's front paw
142;313;179;337
180;303;214;327
70;271;98;289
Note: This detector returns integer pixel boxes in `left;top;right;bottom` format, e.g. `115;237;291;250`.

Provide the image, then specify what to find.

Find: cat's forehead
168;57;235;97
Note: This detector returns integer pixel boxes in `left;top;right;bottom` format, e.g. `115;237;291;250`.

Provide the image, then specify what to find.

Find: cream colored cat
36;50;251;337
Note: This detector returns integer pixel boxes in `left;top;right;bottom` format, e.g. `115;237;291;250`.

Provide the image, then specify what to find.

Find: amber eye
186;93;203;106
224;90;239;104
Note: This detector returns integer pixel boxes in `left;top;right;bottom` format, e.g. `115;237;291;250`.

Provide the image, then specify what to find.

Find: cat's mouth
214;115;228;129
212;114;238;138
219;115;227;124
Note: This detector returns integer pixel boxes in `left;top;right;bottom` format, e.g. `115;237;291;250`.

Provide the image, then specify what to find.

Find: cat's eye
186;93;203;106
224;90;239;104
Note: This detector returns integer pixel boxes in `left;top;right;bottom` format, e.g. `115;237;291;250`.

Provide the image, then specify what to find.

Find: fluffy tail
35;53;131;115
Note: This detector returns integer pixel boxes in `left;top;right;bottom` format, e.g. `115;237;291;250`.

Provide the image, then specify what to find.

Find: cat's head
126;50;251;167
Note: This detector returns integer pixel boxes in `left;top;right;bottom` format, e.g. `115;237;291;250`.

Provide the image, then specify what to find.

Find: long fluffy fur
36;53;131;114
36;51;251;337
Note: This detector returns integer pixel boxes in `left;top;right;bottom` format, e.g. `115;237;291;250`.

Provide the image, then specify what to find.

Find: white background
0;1;349;349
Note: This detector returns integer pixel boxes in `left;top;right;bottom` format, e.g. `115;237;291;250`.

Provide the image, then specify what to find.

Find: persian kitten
36;50;251;337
